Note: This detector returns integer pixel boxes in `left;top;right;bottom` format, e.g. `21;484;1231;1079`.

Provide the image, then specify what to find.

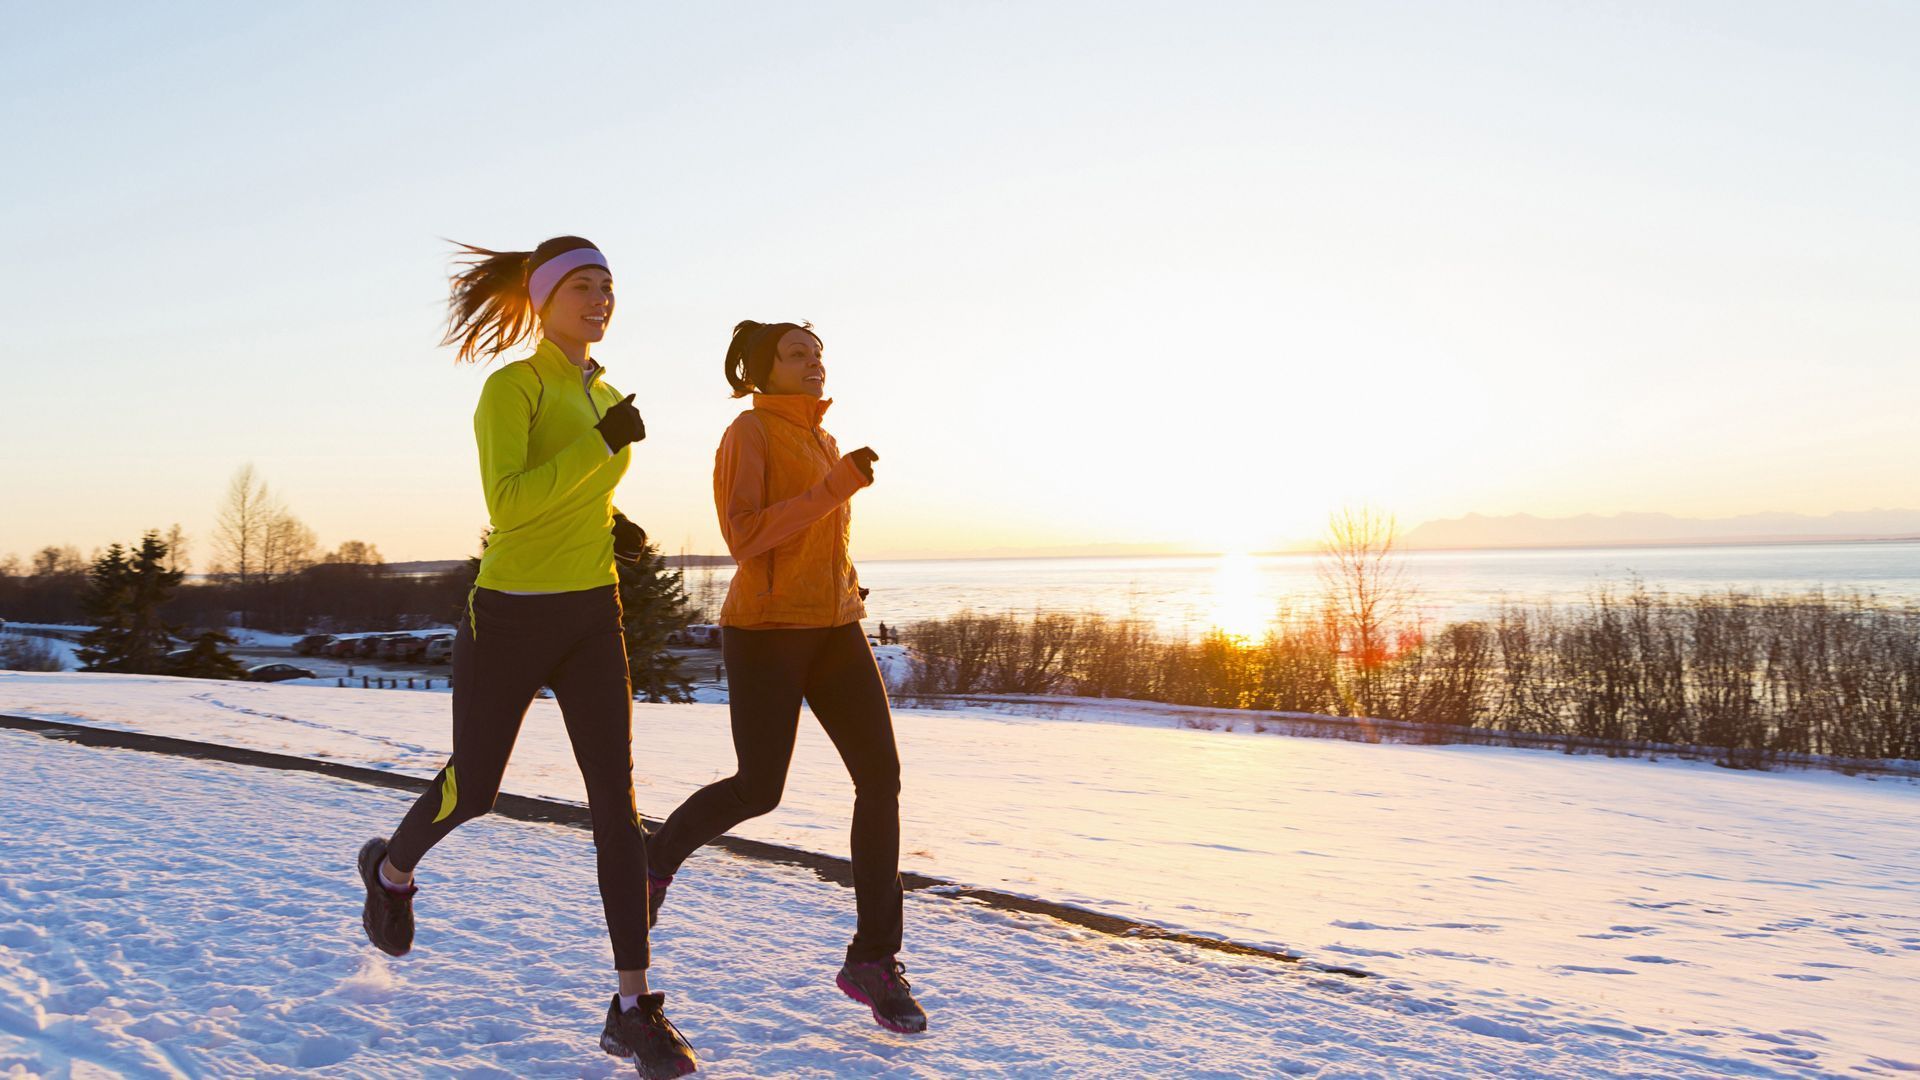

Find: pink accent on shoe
836;971;920;1034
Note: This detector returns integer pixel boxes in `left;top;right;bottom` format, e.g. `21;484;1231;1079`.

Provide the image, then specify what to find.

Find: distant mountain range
1400;510;1920;551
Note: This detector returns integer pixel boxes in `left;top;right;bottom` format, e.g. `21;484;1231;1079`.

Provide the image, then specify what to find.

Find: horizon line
90;530;1920;580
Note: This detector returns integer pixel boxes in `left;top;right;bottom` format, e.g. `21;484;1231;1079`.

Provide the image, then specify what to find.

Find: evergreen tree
617;540;694;703
78;531;185;674
170;629;248;680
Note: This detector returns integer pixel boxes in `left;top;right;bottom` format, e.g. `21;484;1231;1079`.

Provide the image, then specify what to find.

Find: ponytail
724;319;818;397
442;235;602;364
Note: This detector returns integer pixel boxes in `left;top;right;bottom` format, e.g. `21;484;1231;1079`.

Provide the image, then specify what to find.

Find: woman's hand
596;393;646;452
612;513;647;564
847;446;879;484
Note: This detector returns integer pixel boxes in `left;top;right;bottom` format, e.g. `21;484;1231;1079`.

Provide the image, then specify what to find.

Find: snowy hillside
2;671;1917;1076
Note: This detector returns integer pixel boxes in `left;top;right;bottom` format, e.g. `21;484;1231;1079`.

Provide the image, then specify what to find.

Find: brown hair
724;320;819;397
442;235;600;364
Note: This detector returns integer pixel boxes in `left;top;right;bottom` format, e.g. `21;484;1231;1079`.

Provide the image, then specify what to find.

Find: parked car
377;634;421;661
355;634;394;659
293;634;336;656
324;636;364;659
421;634;455;664
405;633;451;663
683;624;721;647
246;663;316;682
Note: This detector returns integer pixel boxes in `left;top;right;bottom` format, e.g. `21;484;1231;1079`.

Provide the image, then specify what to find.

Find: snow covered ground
0;726;1872;1080
0;633;81;672
222;628;308;649
2;670;1918;1076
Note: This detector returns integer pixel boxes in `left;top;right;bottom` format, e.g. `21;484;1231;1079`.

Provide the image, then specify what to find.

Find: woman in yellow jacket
647;321;928;1035
355;236;698;1079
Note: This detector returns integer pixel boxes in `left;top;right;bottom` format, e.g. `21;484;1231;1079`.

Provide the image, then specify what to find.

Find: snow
222;628;308;648
0;728;1855;1079
2;670;1918;1076
870;644;912;689
0;633;81;672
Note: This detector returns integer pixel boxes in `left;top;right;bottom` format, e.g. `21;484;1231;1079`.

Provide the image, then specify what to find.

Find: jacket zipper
585;366;605;420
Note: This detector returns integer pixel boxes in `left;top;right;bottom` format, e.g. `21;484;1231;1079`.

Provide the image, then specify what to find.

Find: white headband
527;247;609;311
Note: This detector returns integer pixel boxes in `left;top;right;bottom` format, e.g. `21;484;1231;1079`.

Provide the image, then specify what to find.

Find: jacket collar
752;393;832;429
529;338;602;386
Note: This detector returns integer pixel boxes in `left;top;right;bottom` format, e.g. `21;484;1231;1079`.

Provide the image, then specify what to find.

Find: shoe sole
358;838;411;958
836;971;928;1034
601;1032;698;1078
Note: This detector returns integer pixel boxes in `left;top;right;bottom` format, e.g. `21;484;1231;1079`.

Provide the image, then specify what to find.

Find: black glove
612;513;647;564
596;393;646;452
846;446;878;484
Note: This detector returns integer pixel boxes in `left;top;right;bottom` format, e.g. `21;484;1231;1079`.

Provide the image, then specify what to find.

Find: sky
3;1;1916;564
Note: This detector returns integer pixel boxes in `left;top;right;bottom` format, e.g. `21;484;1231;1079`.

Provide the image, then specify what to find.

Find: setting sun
1206;550;1272;641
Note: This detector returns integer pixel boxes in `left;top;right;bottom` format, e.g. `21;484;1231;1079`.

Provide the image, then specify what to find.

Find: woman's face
763;329;826;397
542;267;614;346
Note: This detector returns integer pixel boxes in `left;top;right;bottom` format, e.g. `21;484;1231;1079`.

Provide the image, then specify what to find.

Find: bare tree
163;523;190;575
32;545;87;578
676;545;724;622
260;509;317;582
214;464;271;586
323;540;385;566
1317;506;1413;716
695;561;722;621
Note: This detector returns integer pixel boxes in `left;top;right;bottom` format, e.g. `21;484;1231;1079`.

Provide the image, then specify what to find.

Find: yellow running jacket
473;338;630;592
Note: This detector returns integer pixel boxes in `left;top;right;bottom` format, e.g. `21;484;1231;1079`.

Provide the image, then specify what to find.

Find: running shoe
356;837;415;957
600;992;698;1079
836;958;928;1033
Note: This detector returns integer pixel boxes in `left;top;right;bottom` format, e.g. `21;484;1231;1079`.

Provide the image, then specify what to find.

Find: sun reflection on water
1207;551;1271;641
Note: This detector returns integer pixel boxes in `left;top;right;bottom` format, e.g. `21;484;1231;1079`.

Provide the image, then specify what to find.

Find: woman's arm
715;415;869;562
474;367;614;532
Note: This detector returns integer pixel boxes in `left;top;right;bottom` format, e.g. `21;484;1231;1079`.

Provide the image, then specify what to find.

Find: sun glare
1207;550;1270;642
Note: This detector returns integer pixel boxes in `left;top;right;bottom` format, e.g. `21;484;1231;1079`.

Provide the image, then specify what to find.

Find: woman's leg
803;623;903;964
546;587;651;977
385;591;552;874
647;626;822;875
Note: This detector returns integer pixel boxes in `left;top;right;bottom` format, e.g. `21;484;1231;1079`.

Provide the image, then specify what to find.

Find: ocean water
681;541;1920;637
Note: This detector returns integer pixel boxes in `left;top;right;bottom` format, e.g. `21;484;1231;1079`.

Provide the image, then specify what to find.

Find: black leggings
386;585;653;970
650;622;903;963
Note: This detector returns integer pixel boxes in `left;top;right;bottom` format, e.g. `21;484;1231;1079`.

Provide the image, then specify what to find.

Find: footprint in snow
1450;1016;1544;1044
1412;949;1503;965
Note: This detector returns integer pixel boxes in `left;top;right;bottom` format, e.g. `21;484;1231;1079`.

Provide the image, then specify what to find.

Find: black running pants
385;585;653;970
649;622;903;963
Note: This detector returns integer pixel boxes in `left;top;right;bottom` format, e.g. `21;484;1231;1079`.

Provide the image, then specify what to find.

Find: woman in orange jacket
647;320;927;1035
